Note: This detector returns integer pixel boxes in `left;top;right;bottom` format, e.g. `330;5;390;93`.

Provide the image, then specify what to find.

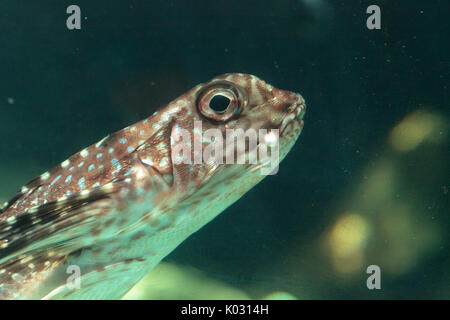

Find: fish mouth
280;100;306;137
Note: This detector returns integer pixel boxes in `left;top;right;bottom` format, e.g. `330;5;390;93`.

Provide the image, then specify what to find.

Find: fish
0;73;306;299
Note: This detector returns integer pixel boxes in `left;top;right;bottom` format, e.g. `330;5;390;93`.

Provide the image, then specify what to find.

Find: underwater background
0;0;448;299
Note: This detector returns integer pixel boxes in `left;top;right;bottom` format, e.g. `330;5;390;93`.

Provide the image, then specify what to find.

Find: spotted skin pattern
0;73;306;299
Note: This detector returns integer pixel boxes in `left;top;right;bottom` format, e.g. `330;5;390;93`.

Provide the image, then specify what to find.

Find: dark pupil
209;95;230;113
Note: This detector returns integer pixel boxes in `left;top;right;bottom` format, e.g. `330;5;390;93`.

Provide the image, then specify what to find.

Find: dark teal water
0;1;448;299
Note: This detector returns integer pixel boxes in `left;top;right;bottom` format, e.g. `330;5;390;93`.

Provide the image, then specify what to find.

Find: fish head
135;73;306;223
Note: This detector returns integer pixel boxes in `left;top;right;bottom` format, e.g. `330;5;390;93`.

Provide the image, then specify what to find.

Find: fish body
0;73;306;299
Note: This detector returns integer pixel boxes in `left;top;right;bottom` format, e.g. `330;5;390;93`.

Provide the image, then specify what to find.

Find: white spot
161;113;170;122
130;126;137;132
135;166;147;179
28;263;35;269
61;159;70;168
103;183;114;192
41;172;50;180
156;131;164;138
159;157;169;168
6;216;17;224
80;149;89;158
152;123;161;130
21;186;29;193
29;207;39;214
20;256;32;264
78;177;86;190
50;175;62;186
11;273;21;281
157;142;167;150
264;131;279;147
142;156;153;166
65;175;72;183
96;135;109;148
80;190;91;198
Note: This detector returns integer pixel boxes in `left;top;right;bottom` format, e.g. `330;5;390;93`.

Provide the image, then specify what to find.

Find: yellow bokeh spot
389;110;446;152
328;213;370;274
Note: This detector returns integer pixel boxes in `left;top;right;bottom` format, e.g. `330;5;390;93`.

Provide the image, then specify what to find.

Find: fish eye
197;81;245;122
209;95;230;113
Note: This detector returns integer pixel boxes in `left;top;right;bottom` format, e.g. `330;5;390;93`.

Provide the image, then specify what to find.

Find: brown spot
91;227;101;236
157;225;170;232
99;207;111;217
198;191;212;197
104;218;115;228
92;248;103;255
116;200;129;211
131;231;145;241
149;217;160;227
117;218;128;227
135;195;147;203
96;266;106;273
209;194;219;202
